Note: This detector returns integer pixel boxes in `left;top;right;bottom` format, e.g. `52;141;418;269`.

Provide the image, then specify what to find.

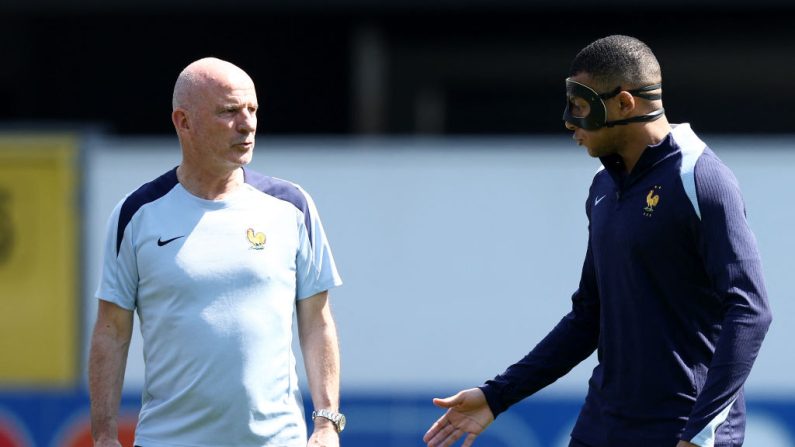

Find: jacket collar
599;123;696;188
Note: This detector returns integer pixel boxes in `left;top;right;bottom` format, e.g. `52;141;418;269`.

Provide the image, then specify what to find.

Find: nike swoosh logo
157;236;185;247
594;195;606;206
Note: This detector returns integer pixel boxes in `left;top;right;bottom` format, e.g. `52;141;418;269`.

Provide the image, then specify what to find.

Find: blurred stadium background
1;1;794;446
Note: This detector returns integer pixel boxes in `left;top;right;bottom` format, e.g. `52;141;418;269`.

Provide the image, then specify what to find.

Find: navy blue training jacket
480;124;772;447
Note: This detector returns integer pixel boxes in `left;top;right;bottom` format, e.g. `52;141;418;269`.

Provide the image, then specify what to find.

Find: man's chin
224;155;252;171
233;148;254;164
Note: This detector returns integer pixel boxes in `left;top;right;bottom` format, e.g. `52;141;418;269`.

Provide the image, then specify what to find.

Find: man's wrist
312;408;346;433
312;419;338;432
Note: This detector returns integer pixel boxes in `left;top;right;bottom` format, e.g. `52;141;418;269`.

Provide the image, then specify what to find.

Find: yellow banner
0;135;79;387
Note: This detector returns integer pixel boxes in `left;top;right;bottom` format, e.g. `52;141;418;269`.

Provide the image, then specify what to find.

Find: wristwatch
312;409;346;433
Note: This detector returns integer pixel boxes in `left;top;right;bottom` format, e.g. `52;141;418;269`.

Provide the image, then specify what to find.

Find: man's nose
564;121;578;131
238;111;257;133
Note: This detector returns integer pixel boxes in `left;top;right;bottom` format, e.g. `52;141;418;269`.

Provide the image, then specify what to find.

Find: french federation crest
246;228;266;249
643;186;662;217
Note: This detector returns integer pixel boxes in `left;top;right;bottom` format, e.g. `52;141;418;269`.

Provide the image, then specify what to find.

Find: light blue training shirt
96;167;342;447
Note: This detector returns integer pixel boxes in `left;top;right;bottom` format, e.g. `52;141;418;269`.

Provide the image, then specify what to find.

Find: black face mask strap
604;107;665;128
627;83;662;101
601;83;662;101
598;86;622;101
601;83;663;127
563;79;663;130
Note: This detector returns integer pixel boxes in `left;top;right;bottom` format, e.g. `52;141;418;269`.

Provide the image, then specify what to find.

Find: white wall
82;134;795;397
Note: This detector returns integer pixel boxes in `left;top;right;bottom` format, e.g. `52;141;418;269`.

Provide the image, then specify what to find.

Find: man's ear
172;109;190;132
617;91;636;115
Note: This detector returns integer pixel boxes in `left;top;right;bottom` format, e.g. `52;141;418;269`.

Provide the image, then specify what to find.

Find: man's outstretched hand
423;388;494;447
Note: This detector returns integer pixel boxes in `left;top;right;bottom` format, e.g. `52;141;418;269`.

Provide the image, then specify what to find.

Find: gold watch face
337;414;346;432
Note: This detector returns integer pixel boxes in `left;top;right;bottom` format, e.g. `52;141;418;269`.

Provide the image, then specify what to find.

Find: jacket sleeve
479;197;601;418
682;154;773;444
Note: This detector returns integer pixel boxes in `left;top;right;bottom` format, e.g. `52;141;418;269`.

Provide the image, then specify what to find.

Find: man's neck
617;116;672;173
176;163;245;200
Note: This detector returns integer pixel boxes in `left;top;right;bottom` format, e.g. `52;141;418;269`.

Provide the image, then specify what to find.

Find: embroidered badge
643;186;661;217
246;228;266;249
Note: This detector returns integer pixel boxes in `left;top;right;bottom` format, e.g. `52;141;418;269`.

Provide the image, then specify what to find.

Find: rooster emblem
246;228;266;249
643;186;661;217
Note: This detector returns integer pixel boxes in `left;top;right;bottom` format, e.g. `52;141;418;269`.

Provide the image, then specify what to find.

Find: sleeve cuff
478;383;508;418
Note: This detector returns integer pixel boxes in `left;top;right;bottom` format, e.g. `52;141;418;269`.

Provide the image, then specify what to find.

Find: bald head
172;57;255;111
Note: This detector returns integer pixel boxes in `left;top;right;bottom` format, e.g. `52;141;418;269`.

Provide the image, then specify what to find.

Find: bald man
88;58;345;447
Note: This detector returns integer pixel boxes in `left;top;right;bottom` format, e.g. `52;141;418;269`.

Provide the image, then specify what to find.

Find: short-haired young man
424;35;772;447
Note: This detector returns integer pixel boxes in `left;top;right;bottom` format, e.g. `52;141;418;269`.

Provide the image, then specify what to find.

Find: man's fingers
434;424;463;447
432;393;463;409
461;432;479;447
443;428;463;447
423;415;447;442
425;418;461;447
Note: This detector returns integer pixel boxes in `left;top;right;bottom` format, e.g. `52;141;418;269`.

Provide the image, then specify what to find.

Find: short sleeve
95;197;139;310
294;186;342;300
